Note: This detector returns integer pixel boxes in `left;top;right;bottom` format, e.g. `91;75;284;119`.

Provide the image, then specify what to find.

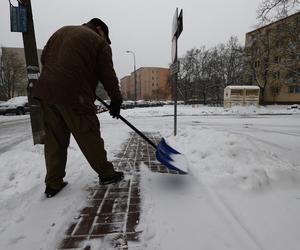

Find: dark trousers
41;103;115;188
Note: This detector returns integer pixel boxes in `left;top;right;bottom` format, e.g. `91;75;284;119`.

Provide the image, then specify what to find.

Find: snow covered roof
225;85;260;90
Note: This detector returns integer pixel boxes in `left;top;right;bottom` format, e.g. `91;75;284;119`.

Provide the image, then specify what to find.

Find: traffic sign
171;8;183;40
171;38;177;63
172;8;178;39
170;61;180;75
170;8;183;136
177;9;183;38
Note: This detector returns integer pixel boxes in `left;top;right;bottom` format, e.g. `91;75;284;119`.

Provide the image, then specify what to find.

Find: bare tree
257;0;300;24
177;37;245;105
0;48;26;100
223;36;245;86
245;30;272;103
178;48;200;103
202;38;245;105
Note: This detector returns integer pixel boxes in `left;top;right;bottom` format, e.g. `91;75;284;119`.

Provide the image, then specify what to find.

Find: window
289;86;300;93
277;24;284;32
274;56;281;64
273;71;280;80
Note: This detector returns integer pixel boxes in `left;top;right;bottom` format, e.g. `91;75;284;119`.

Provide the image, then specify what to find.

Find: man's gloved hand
109;101;121;119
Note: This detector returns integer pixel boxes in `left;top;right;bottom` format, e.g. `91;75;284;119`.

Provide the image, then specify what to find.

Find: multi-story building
120;75;131;100
120;67;171;101
244;11;300;104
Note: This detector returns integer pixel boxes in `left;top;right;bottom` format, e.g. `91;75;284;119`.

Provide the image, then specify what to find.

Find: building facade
120;67;171;101
244;11;300;104
120;75;131;100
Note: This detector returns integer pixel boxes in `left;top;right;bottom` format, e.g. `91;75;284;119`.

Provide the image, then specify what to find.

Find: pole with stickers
9;0;45;144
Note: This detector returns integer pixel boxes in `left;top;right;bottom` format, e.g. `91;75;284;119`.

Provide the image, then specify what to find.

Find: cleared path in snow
0;116;31;155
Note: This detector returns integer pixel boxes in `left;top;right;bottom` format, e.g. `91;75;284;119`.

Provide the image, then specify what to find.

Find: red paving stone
59;132;182;249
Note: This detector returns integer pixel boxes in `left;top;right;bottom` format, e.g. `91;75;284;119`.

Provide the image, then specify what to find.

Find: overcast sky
1;0;261;79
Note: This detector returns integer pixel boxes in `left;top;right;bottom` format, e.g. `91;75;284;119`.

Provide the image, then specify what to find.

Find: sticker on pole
170;61;180;75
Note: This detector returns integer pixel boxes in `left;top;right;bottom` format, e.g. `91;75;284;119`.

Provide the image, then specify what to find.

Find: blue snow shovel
96;96;188;174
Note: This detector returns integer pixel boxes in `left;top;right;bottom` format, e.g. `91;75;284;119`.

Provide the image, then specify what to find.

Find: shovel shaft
96;96;157;149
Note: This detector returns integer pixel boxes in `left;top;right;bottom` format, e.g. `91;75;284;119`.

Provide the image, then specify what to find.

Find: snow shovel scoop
96;96;188;174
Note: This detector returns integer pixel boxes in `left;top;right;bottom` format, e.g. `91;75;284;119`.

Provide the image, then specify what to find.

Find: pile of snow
121;104;300;118
166;126;297;190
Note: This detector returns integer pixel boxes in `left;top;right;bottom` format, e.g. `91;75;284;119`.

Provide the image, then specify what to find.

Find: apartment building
120;67;171;101
244;11;300;104
120;75;131;100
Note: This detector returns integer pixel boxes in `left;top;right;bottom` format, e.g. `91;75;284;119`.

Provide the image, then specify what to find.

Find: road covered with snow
0;105;300;250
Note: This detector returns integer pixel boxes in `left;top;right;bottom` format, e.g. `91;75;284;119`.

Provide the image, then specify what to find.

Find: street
1;109;300;249
0;116;31;155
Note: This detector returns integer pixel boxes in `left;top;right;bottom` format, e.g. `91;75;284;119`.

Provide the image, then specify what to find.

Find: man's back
34;25;119;113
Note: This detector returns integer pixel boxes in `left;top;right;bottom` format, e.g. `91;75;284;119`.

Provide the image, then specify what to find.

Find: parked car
0;96;29;115
288;104;300;110
135;100;150;107
163;100;174;105
122;100;135;109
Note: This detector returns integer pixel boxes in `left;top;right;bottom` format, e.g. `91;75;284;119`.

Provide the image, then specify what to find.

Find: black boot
45;182;68;198
99;171;124;185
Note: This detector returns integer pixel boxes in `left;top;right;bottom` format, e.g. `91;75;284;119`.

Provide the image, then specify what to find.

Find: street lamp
126;50;137;103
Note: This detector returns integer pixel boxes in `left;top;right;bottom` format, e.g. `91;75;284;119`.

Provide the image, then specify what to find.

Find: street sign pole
174;56;178;136
171;8;183;136
15;0;45;144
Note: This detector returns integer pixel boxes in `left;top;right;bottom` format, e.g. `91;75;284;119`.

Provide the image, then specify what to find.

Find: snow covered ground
0;104;300;250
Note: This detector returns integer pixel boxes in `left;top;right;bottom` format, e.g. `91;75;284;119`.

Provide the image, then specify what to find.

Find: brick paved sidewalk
59;132;182;250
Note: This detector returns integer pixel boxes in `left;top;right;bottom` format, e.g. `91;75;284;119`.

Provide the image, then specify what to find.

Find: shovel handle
96;96;157;149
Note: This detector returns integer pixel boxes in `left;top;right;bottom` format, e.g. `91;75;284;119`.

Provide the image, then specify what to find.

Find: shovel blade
155;138;188;174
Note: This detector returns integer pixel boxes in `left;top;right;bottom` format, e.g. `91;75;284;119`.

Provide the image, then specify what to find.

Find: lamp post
126;50;137;103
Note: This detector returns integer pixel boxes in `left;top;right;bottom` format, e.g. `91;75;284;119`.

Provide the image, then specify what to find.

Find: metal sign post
170;8;183;136
9;0;45;144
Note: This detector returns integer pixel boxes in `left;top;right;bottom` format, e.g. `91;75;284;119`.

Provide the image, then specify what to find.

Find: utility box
224;85;260;108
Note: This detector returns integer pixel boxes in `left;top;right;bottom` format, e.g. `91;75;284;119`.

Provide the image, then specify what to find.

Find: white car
0;96;29;115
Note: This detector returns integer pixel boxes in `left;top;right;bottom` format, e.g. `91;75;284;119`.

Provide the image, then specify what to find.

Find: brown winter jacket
33;25;122;113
